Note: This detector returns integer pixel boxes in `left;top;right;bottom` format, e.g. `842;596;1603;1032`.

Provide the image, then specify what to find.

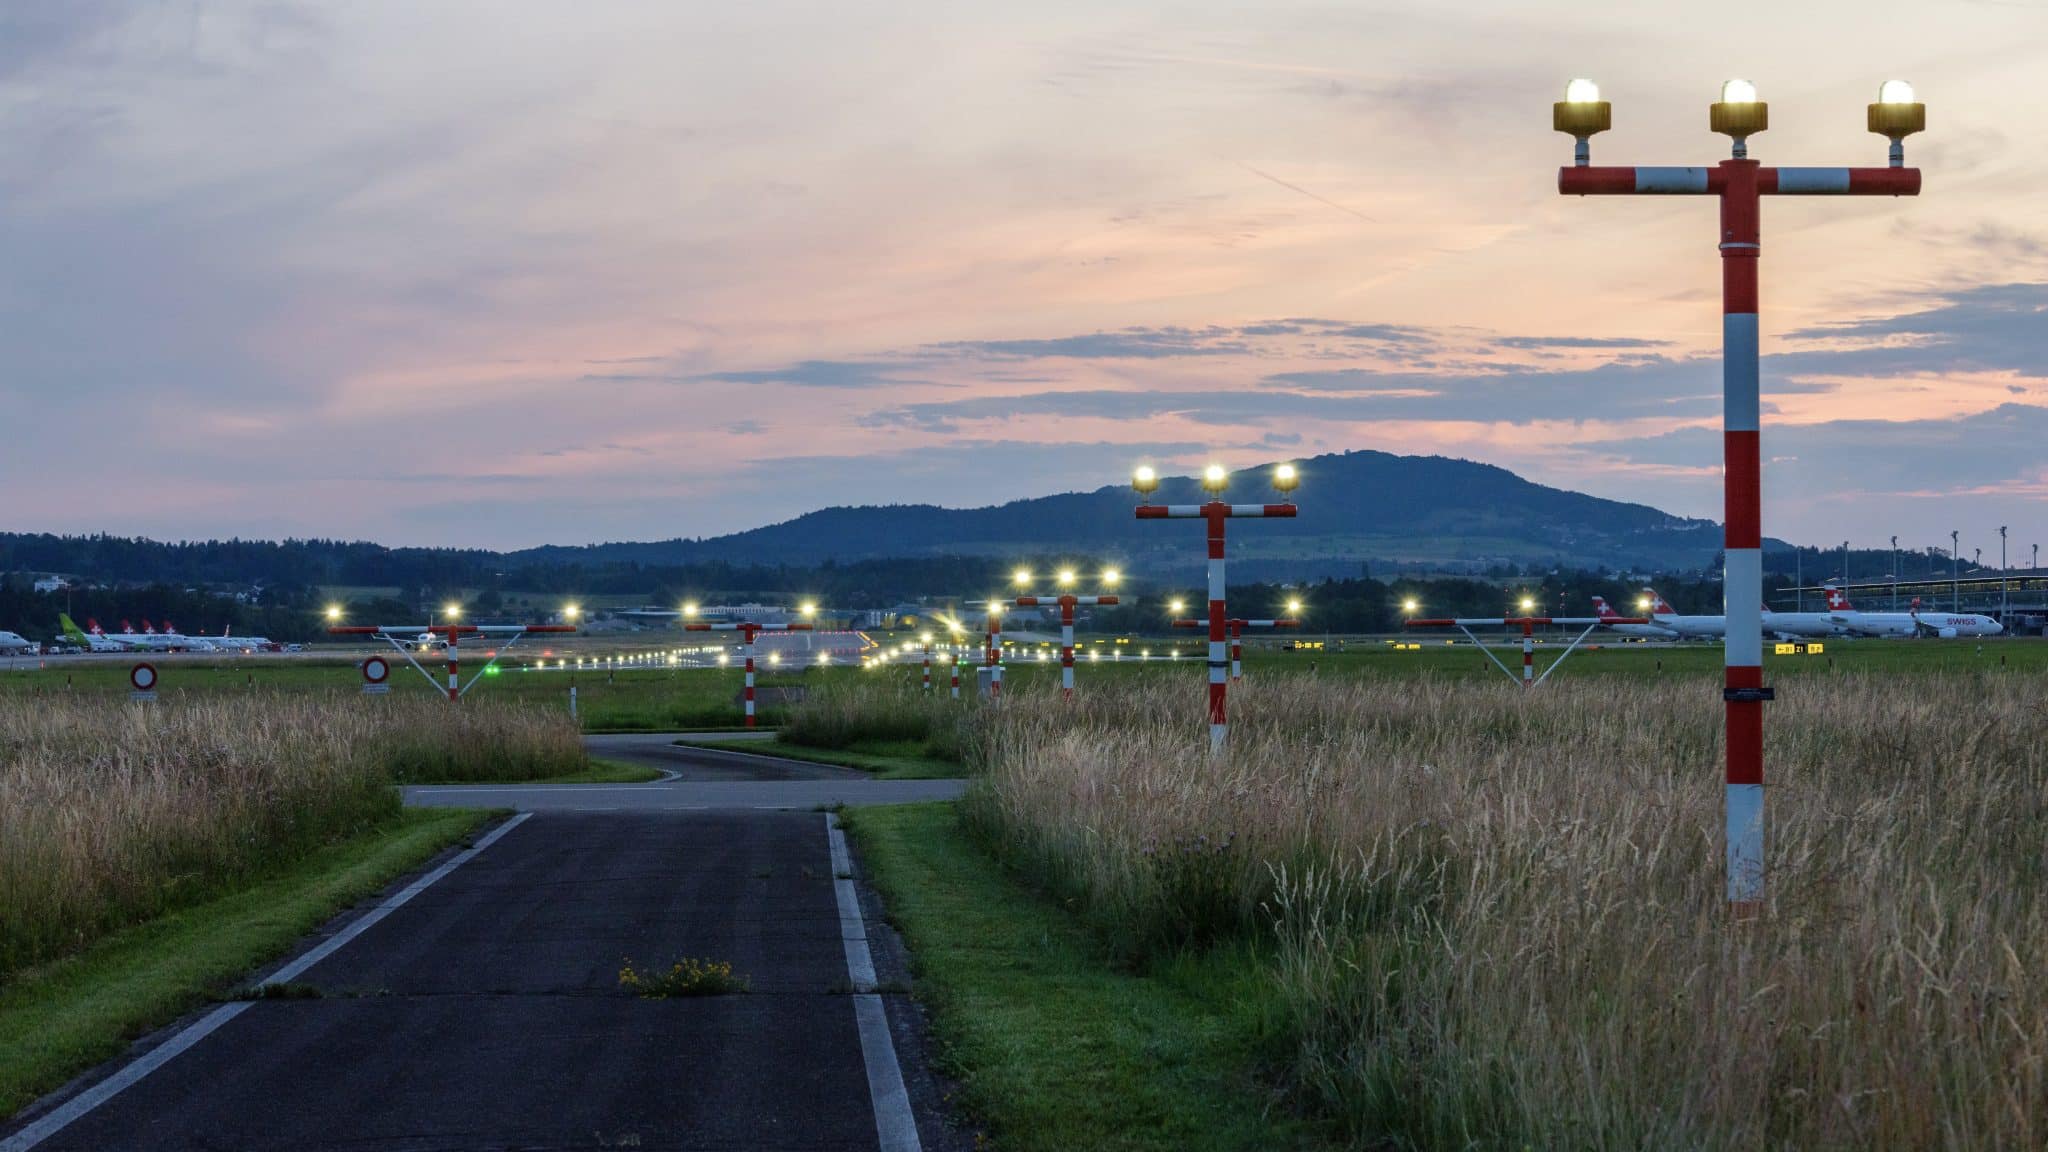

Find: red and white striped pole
1173;617;1299;685
741;623;759;727
1555;77;1923;911
949;651;960;699
1520;618;1535;688
1011;593;1119;698
1133;462;1298;754
684;618;815;728
445;622;460;702
922;642;932;693
984;604;1003;698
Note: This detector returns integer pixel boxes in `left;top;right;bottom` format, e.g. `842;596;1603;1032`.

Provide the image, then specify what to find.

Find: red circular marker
130;663;158;692
362;656;390;685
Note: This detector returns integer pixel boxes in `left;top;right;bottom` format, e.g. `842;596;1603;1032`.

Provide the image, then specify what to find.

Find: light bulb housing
1710;79;1767;139
1553;76;1612;138
1868;79;1925;139
1272;463;1300;496
1131;465;1160;497
1201;464;1229;495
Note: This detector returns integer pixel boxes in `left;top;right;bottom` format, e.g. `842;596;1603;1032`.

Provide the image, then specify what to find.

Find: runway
3;741;968;1151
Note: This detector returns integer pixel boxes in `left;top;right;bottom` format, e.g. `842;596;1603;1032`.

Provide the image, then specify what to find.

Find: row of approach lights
1554;77;1926;165
327;602;826;623
1130;462;1300;499
1393;595;1657;614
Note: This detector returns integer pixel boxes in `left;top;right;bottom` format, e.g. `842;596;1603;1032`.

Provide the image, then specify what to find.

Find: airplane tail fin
1823;584;1854;612
1591;596;1619;620
58;613;88;643
1642;588;1675;615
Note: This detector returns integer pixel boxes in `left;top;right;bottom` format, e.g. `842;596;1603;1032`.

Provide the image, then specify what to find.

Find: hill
505;450;1733;578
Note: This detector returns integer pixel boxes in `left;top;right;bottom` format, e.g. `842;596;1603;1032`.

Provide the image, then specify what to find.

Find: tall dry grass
958;673;2047;1150
0;694;583;977
781;680;972;762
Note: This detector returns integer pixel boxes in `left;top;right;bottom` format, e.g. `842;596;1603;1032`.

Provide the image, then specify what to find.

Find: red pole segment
1521;619;1534;688
949;653;960;699
1560;139;1920;912
985;606;1002;698
923;645;932;693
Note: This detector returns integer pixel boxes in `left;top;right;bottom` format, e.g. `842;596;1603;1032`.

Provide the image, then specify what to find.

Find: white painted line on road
0;813;534;1152
826;813;921;1152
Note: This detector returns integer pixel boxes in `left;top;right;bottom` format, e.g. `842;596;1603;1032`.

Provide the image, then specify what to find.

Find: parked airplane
1758;588;1847;641
1643;590;1726;639
59;614;137;652
0;631;36;655
1591;596;1678;639
59;615;216;652
1825;589;2003;638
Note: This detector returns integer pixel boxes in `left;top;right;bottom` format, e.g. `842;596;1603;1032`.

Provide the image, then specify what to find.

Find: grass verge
842;802;1314;1152
475;757;661;785
0;808;491;1120
688;737;962;780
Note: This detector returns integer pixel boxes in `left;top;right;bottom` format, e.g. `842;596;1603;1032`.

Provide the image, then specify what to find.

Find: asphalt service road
4;745;964;1152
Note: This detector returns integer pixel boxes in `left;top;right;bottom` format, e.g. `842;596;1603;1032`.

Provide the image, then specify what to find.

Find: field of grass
0;693;579;979
0;808;488;1119
844;804;1314;1151
940;672;2046;1149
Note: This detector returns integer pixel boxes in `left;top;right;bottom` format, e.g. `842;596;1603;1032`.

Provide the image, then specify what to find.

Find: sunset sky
3;1;2045;555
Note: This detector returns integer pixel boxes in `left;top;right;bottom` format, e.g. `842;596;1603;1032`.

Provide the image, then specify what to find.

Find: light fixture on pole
1134;461;1300;753
1556;77;1924;915
1011;572;1121;697
1891;535;1900;610
2000;526;2009;626
682;614;818;727
1953;529;1961;611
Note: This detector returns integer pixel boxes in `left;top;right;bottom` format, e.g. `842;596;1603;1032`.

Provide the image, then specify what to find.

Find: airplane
59;615;215;652
1757;588;1847;641
1642;589;1726;639
0;631;36;655
208;626;278;654
1825;589;2003;638
1591;596;1678;640
60;614;139;652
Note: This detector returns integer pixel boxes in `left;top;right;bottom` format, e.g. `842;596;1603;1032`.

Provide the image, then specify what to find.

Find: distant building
32;577;68;594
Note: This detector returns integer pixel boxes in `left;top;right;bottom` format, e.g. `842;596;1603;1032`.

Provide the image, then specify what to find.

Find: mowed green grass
0;809;490;1119
845;804;1315;1151
687;737;962;780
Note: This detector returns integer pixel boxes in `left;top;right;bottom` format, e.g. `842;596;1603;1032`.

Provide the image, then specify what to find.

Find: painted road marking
1;813;534;1152
827;813;921;1152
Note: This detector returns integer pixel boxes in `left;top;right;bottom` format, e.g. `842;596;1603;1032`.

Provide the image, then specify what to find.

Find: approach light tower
1133;461;1300;753
1009;566;1121;698
683;606;817;727
1555;77;1924;914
